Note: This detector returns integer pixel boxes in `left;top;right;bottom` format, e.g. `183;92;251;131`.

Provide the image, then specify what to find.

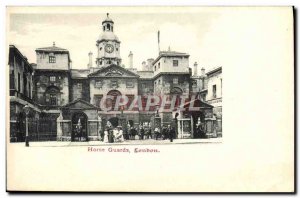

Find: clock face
105;44;114;53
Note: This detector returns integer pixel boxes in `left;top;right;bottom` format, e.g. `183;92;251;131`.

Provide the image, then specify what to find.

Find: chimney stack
147;58;154;71
88;52;93;68
201;67;205;75
142;61;147;71
193;62;198;76
128;51;133;68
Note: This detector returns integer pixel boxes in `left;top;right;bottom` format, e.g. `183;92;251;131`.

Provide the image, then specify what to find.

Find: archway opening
71;112;88;142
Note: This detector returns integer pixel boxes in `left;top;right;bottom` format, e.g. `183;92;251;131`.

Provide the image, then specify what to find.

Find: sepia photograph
8;12;222;146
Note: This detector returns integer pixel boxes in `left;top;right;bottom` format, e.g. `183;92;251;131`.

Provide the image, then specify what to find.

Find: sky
8;9;227;73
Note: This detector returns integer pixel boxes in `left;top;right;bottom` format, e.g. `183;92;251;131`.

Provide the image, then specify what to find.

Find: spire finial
53;42;55;47
107;13;109;18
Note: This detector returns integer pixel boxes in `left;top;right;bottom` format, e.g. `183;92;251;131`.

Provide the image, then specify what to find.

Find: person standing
129;127;135;140
103;126;109;143
167;125;175;142
140;126;145;140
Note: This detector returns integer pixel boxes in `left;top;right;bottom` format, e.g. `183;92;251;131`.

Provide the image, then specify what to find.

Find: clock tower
96;13;121;67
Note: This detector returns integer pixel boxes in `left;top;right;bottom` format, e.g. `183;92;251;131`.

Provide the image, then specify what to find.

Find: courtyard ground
9;138;222;147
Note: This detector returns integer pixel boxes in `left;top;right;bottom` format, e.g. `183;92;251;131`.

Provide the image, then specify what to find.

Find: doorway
71;112;88;141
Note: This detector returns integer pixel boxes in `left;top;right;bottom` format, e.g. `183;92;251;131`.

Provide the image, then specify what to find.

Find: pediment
88;64;139;78
64;99;98;109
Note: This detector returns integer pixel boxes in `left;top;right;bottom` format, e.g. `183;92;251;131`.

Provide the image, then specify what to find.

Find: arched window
45;86;60;106
107;24;110;31
106;90;122;111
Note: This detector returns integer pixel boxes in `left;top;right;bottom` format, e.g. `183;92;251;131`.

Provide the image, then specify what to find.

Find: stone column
56;112;63;141
97;115;102;141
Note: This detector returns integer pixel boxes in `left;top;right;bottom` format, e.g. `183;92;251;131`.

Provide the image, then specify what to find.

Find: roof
98;31;120;42
206;67;222;76
63;98;99;109
159;50;189;56
153;50;189;65
71;69;90;79
136;71;154;79
36;45;69;53
180;98;214;109
88;64;140;78
9;45;34;71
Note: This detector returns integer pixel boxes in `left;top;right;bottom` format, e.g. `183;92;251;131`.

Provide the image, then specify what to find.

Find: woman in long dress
103;130;109;143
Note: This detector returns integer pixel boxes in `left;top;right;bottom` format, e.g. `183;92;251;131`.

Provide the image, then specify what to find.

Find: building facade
9;14;221;142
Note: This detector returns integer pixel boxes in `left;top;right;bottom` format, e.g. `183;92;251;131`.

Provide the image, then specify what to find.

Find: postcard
6;6;294;192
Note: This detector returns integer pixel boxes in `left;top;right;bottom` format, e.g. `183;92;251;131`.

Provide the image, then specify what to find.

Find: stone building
9;45;39;142
205;67;222;136
9;13;221;142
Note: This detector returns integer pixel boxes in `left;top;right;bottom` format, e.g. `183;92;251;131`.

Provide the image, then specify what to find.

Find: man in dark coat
139;126;145;140
167;125;175;142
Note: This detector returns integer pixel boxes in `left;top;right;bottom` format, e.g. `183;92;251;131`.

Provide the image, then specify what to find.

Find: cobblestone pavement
10;138;222;147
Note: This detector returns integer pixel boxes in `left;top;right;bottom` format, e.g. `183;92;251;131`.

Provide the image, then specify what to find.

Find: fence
10;117;57;142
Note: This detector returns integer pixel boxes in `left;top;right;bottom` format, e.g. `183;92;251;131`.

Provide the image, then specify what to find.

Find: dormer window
49;55;56;63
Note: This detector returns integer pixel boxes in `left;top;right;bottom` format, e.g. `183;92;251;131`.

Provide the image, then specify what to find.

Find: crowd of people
99;121;177;143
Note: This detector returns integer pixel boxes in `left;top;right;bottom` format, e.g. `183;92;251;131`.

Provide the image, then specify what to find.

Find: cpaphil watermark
98;94;201;112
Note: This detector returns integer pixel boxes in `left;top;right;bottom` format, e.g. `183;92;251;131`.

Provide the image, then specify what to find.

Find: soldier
139;125;145;140
167;125;175;142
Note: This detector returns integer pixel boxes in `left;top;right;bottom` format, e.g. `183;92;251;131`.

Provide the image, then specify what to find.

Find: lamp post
23;104;31;147
119;105;126;130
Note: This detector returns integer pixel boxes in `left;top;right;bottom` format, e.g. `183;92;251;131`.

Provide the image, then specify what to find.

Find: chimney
142;61;147;71
147;58;154;71
128;51;133;68
201;67;205;75
193;62;198;76
88;52;93;68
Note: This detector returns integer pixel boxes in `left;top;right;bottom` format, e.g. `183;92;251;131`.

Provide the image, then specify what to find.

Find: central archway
71;112;88;142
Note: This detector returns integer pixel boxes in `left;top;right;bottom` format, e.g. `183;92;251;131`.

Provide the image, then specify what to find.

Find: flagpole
158;30;160;55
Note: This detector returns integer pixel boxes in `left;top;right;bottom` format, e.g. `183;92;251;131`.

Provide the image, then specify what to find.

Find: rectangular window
213;85;217;98
23;74;27;95
221;78;222;96
126;81;134;88
173;60;178;67
50;94;57;105
94;95;103;107
111;80;118;87
49;56;56;63
158;62;160;69
173;77;178;84
50;76;56;82
192;80;197;87
18;73;20;92
95;81;102;88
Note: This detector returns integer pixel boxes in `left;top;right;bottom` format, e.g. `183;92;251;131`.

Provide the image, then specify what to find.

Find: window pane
173;60;178;66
